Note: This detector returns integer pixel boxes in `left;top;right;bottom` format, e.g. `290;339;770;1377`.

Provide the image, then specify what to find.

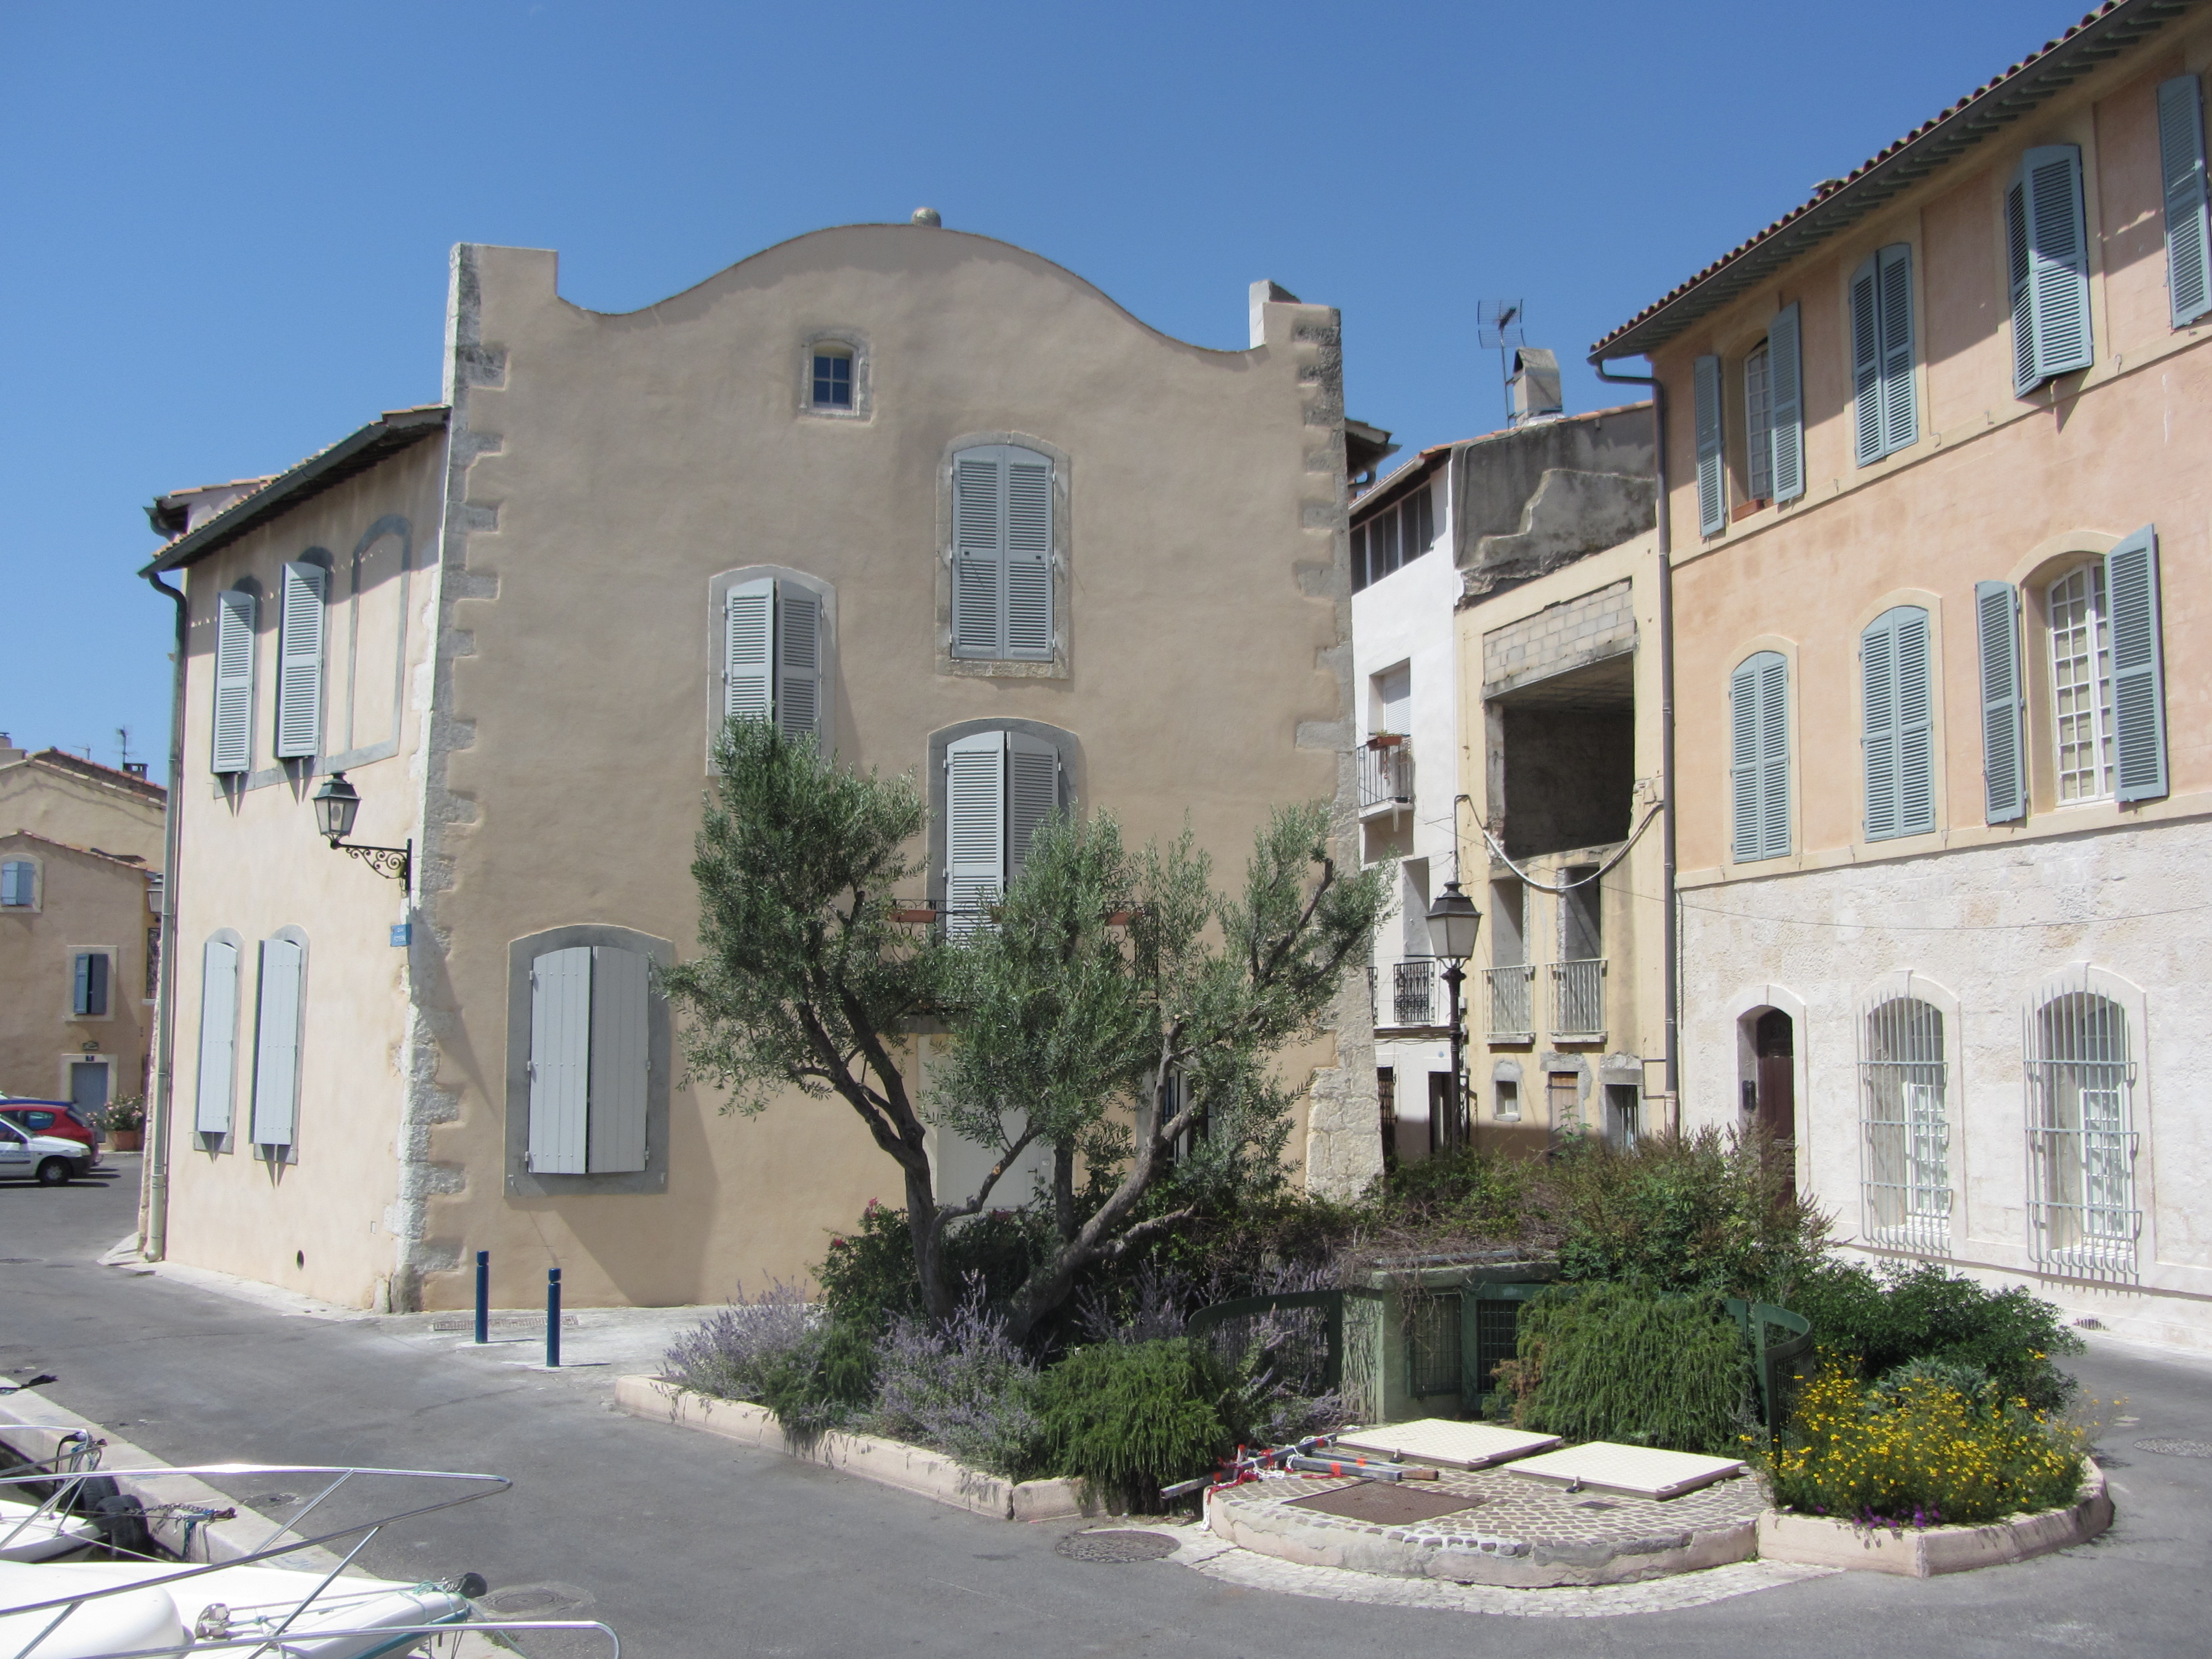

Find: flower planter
1756;1460;2110;1577
108;1130;143;1151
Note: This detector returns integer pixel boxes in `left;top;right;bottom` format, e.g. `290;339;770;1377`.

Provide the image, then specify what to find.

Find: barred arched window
1859;997;1949;1251
2026;987;2138;1274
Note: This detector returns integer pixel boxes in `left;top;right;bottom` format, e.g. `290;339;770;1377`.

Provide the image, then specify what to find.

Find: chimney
124;761;150;779
0;733;22;764
1507;347;1564;426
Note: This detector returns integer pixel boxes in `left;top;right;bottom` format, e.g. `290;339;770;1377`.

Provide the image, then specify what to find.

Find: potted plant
97;1095;147;1151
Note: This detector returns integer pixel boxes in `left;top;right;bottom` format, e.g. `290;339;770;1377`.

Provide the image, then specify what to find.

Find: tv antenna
1477;299;1525;426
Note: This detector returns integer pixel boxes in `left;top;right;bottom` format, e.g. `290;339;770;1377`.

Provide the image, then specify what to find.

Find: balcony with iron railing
1483;965;1535;1040
1549;958;1607;1040
1358;734;1413;816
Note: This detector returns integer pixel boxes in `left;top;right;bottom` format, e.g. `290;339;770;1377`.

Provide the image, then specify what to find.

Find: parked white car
0;1119;94;1185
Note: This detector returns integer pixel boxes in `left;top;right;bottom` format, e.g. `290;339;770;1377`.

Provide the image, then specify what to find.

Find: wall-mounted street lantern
311;772;411;896
1426;879;1483;1150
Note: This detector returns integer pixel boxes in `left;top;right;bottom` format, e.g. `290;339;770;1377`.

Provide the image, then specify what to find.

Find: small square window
812;351;853;409
1;859;34;907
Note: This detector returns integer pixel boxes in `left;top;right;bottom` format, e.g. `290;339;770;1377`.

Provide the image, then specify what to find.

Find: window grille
1484;964;1535;1038
2026;987;2139;1276
1390;959;1438;1026
1859;997;1950;1253
2047;564;2115;802
1405;1292;1460;1398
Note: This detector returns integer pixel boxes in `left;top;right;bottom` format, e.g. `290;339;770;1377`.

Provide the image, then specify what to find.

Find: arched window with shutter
709;567;835;754
506;924;673;1194
1859;995;1950;1252
1862;607;1936;841
1729;651;1790;863
929;722;1077;933
950;444;1056;662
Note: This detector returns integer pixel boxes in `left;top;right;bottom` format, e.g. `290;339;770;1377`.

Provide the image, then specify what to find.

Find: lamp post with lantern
1425;879;1483;1148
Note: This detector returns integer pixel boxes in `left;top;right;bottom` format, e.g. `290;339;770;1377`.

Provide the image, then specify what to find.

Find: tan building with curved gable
144;222;1378;1311
1594;0;2212;1347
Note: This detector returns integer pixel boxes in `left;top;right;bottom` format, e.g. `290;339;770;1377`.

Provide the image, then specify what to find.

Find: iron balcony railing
1484;965;1536;1039
1358;735;1413;813
1550;957;1606;1039
1389;958;1443;1027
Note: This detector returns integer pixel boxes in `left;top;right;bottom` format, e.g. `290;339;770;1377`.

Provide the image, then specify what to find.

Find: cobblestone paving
1214;1465;1770;1568
1162;1527;1838;1618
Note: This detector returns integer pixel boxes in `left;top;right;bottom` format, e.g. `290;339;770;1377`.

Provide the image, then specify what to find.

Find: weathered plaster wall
0;836;156;1103
0;761;165;864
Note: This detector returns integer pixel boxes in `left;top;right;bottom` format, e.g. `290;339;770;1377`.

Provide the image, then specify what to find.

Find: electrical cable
1454;793;1662;894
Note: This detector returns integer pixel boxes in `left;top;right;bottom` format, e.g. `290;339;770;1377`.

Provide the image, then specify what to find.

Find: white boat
0;1503;100;1565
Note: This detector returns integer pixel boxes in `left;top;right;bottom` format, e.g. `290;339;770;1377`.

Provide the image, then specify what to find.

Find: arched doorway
1747;1008;1796;1201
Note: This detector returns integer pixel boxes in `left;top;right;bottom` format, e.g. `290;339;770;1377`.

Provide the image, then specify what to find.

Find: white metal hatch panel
1504;1443;1748;1499
1333;1420;1563;1470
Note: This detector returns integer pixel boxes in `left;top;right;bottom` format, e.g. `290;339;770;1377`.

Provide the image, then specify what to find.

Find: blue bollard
474;1251;489;1344
546;1267;561;1368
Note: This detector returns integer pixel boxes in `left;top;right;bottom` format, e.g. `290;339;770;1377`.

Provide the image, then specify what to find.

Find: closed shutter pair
211;564;326;775
527;946;649;1175
0;860;33;907
1729;654;1791;862
945;729;1062;930
1693;305;1802;537
192;937;307;1147
1861;609;1937;841
951;445;1055;660
1975;529;2167;822
1852;247;1918;465
724;578;829;745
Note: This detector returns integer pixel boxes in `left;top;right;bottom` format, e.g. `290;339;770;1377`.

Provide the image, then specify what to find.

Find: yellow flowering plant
1754;1355;2085;1528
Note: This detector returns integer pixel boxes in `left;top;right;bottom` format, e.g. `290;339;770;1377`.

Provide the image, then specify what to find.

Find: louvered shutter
1768;302;1805;503
587;946;649;1173
0;862;29;907
274;562;326;759
774;581;825;745
1757;654;1790;857
951;450;1006;658
2010;147;2093;393
2161;76;2212;327
1005;451;1053;659
2106;526;2168;803
1851;255;1883;464
1730;661;1762;862
212;589;256;774
1692;354;1724;535
1892;608;1935;834
1005;732;1061;881
1877;246;1917;455
251;937;303;1148
1975;581;2027;823
1863;618;1900;839
945;731;1006;932
195;939;239;1135
724;578;774;723
528;946;592;1173
73;953;95;1016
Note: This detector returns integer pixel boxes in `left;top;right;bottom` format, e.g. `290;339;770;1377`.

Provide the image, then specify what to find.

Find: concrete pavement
5;1157;2211;1656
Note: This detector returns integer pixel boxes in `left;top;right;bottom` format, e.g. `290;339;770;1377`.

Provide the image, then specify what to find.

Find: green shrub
1366;1147;1540;1241
1760;1362;2084;1526
816;1201;1045;1335
755;1320;879;1442
1035;1338;1243;1512
1787;1261;2082;1415
1548;1128;1827;1299
1503;1284;1752;1455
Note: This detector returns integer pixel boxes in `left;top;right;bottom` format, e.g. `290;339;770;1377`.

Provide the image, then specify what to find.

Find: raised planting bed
1756;1460;2111;1577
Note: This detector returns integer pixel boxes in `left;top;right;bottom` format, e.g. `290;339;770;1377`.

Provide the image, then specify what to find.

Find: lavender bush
869;1284;1045;1479
662;1280;819;1401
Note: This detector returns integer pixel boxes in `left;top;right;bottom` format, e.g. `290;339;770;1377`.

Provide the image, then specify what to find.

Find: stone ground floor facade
1680;812;2212;1350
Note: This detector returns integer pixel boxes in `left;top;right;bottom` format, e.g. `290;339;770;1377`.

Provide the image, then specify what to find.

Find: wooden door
1754;1009;1796;1199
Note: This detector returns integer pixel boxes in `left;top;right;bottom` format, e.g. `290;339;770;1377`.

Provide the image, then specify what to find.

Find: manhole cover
2135;1438;2212;1458
1055;1530;1178;1563
1286;1482;1484;1525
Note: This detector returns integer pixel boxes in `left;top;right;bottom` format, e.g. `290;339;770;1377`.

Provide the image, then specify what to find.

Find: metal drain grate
1055;1530;1179;1563
2135;1438;2212;1458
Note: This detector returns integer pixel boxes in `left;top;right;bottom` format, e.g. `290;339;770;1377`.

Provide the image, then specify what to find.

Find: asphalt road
5;1159;2211;1657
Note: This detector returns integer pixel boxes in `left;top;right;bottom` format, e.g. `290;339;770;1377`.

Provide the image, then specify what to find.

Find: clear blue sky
2;0;2073;779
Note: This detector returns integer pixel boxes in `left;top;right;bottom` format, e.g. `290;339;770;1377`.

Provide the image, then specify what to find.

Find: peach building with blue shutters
140;222;1376;1311
1593;0;2212;1347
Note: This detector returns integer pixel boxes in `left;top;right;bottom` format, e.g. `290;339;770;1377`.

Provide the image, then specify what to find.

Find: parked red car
0;1100;103;1164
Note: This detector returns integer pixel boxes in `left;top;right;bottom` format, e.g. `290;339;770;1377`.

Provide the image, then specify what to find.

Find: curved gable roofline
536;222;1297;361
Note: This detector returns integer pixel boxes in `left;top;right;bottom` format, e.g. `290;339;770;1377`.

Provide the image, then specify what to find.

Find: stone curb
1755;1460;2112;1577
612;1375;1097;1523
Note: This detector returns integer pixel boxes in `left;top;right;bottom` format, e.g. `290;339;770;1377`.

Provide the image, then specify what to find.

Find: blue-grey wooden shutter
587;945;649;1173
274;562;326;759
774;581;825;745
2010;147;2093;394
1975;581;2027;823
251;937;303;1148
1004;450;1053;659
1692;354;1724;535
212;589;256;774
195;938;239;1136
74;952;106;1016
1851;254;1883;465
2106;526;2168;802
1864;607;1934;840
951;449;1005;658
1;860;30;907
1876;246;1918;455
2161;76;2212;327
528;946;592;1173
1730;661;1761;861
1005;732;1061;881
724;578;773;723
945;730;1006;932
1730;653;1790;861
1768;302;1805;503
